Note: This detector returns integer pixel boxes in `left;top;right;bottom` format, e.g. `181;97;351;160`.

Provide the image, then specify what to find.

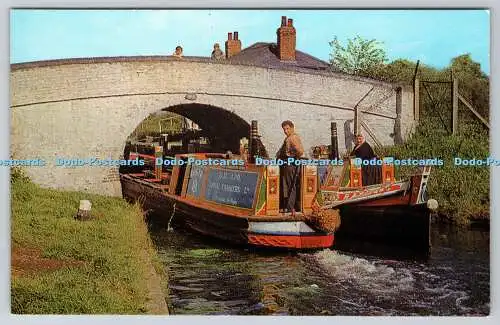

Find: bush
380;119;489;225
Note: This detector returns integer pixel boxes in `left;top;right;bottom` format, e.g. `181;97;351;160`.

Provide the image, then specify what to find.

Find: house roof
227;42;336;73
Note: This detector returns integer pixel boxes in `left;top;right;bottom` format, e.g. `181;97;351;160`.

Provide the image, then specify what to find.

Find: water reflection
149;223;489;316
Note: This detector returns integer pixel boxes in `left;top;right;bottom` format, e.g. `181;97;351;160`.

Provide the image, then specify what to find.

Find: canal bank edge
11;169;169;314
142;242;170;314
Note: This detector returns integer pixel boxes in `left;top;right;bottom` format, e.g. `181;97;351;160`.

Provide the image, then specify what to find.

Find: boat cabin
125;143;400;218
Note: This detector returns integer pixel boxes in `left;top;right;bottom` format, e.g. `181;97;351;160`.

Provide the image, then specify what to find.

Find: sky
10;9;490;74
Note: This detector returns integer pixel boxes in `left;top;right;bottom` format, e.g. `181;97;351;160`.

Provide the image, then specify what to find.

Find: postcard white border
1;1;498;325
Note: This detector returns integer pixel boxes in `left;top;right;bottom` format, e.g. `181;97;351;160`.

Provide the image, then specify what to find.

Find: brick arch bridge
10;56;415;196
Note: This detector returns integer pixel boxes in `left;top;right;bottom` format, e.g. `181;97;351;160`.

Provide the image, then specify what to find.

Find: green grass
11;169;162;314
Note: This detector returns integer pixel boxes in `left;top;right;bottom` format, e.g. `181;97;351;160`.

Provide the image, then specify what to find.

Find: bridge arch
125;103;268;156
163;103;263;154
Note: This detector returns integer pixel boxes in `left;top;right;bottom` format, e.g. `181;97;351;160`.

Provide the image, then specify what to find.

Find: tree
449;53;484;79
329;35;388;76
447;54;489;119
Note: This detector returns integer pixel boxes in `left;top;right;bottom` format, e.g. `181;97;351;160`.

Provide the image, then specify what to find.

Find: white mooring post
75;200;93;221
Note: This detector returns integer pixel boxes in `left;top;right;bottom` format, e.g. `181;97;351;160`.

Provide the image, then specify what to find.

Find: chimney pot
277;16;296;61
281;16;287;26
225;31;242;59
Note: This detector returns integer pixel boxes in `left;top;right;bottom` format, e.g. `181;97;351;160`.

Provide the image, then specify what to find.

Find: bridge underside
164;103;267;156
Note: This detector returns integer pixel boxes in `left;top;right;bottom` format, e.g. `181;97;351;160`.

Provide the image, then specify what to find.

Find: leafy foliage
448;54;490;119
332;37;491;224
370;51;490;224
329;35;388;75
130;111;186;140
380;119;490;225
373;53;489;127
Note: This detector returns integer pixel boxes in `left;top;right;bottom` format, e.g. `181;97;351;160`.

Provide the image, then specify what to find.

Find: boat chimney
249;120;259;163
159;134;169;155
330;122;339;160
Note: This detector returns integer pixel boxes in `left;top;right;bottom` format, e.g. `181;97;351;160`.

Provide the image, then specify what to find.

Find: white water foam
421;278;473;313
310;249;415;295
309;250;481;315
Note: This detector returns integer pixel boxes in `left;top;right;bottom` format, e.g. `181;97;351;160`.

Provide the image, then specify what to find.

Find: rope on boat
167;202;176;232
305;207;342;233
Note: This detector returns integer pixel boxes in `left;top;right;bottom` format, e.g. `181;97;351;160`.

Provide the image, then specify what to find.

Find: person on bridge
276;120;304;215
350;134;381;186
211;43;224;61
173;46;184;58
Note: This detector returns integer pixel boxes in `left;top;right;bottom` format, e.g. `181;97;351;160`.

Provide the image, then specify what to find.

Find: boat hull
336;202;431;250
121;174;333;249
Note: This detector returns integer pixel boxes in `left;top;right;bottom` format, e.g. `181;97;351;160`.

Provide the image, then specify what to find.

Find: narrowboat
317;161;435;249
120;149;336;249
120;148;435;251
120;119;436;251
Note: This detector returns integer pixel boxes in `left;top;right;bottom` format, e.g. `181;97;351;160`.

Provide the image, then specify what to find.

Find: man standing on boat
277;120;304;215
350;134;381;185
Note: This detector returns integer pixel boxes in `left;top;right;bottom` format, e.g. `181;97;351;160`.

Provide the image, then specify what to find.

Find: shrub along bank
380;120;490;226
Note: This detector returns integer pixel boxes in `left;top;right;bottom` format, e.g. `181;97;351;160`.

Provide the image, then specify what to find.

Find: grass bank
380;121;490;226
11;169;168;314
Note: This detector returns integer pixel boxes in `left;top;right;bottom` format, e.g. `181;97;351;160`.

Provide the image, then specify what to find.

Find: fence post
414;78;420;123
452;78;458;135
354;105;360;135
395;87;403;144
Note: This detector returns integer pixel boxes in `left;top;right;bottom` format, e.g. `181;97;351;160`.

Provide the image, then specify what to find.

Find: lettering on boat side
217;170;242;182
187;165;205;197
205;169;258;209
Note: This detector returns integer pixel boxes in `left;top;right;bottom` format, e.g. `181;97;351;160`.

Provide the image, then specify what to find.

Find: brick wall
10;58;415;196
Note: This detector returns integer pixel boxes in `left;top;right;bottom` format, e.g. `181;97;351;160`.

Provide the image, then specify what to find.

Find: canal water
149;222;490;316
